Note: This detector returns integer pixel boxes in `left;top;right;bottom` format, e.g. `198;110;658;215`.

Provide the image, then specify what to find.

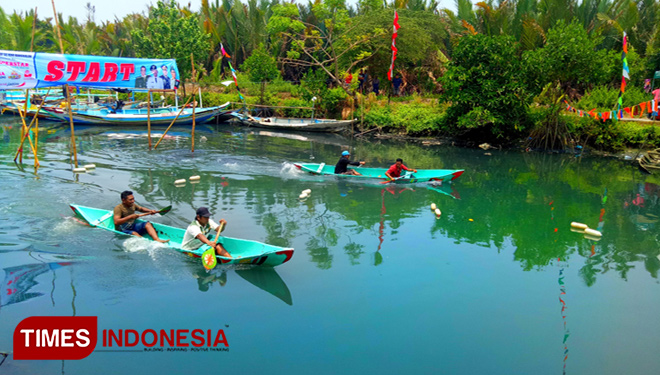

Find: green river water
0;116;659;374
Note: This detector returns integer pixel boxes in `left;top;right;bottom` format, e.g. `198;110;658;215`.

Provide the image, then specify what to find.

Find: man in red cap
181;207;231;257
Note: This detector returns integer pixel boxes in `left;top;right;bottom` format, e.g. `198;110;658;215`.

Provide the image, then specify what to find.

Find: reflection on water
1;262;71;308
2;117;660;374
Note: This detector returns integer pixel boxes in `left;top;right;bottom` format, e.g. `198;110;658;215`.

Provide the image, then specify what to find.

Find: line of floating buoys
174;179;186;185
431;203;437;210
189;175;200;181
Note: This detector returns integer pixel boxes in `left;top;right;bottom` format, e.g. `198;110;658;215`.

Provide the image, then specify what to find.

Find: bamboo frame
153;94;195;149
13;89;51;162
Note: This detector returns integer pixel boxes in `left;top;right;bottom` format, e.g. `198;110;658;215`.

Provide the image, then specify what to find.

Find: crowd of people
341;69;406;96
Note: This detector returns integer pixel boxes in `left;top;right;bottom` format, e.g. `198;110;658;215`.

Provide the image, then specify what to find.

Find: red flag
640;102;647;115
387;11;400;81
624;107;631;117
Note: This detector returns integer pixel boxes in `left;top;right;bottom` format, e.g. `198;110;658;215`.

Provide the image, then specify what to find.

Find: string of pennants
565;99;658;122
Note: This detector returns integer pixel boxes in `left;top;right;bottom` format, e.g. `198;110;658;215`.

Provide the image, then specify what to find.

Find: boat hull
236;115;354;132
69;204;294;267
44;103;230;126
294;163;464;184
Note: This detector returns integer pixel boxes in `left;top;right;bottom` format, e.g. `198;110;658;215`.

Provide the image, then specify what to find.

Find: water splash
280;162;304;179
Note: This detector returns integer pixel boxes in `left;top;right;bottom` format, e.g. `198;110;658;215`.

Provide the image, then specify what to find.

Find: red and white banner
387;11;400;81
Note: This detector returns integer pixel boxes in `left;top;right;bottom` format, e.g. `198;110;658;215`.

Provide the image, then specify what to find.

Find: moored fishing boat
43;102;230;125
235;114;355;132
294;162;464;184
69;204;294;267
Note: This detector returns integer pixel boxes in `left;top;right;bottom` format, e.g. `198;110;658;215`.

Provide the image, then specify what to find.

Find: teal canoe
294;163;464;184
69;205;294;267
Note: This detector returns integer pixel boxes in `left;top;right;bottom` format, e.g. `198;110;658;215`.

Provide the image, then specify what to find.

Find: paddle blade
158;205;172;215
202;248;217;270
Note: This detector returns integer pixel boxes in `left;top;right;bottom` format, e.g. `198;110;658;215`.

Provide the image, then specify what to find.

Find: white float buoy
584;228;602;237
189;175;201;181
570;222;588;230
302;189;312;195
84;164;96;169
435;208;441;216
299;194;307;199
584;234;601;242
174;179;186;184
431;203;437;211
73;167;86;173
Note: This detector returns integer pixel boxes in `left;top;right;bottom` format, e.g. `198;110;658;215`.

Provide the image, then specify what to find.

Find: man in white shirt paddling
181;207;231;258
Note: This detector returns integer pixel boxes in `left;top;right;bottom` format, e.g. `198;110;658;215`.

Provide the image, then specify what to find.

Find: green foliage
131;0;210;80
241;44;280;104
280;98;313;117
576;86;651;112
299;69;348;116
361;101;447;135
524;20;609;94
442;34;531;139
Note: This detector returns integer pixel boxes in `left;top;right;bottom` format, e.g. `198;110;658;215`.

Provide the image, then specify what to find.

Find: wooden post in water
154;94;195;149
65;84;78;167
191;88;198;153
14;105;39;167
147;89;152;150
190;53;197;153
29;7;38;168
14;88;51;163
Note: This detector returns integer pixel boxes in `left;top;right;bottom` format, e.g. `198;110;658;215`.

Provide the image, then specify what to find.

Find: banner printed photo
0;50;179;91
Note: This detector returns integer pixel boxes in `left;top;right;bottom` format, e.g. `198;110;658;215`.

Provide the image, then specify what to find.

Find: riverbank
189;80;660;153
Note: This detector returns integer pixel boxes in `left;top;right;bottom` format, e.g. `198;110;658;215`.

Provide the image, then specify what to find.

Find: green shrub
576;86;651;113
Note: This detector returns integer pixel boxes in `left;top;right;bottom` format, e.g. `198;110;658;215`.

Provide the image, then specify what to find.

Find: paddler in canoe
181;207;232;258
335;150;365;175
385;158;417;182
114;190;169;243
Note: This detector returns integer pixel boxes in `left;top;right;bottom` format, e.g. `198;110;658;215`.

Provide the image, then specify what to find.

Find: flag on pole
220;43;231;59
387;11;400;81
617;32;629;111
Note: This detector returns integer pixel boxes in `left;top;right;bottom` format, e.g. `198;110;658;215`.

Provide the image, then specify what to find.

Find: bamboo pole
30;7;38;168
191;88;197;153
154;94;195;149
65;84;78;167
147;90;152;150
14;89;51;162
51;0;64;54
190;53;196;153
14;105;39;167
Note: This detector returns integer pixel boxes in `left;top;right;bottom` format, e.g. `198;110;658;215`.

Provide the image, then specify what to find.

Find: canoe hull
69;204;294;267
294;163;464;184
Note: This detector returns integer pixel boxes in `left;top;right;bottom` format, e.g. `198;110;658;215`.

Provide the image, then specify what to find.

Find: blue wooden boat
42;102;230;126
294;162;464;184
69;204;294;267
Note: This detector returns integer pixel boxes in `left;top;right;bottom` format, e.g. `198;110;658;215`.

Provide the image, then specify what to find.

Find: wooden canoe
69;204;294;267
294;163;464;184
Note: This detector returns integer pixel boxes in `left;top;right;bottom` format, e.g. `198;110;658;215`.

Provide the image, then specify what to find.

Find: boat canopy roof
0;50;178;91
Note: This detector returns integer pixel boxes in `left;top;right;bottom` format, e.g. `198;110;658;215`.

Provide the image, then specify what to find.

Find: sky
6;0;456;23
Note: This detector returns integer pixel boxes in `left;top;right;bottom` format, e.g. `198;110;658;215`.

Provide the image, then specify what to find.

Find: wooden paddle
202;222;225;270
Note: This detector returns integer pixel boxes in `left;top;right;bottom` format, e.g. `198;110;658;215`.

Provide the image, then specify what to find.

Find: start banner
0;50;179;91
